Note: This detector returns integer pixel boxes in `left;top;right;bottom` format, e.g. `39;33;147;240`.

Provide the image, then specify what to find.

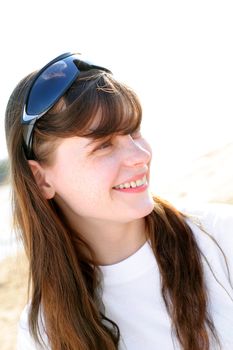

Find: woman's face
45;117;154;227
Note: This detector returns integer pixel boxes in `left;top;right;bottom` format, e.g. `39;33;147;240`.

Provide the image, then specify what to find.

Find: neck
72;215;147;266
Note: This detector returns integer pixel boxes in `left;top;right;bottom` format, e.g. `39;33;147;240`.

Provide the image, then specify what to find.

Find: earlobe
28;160;55;199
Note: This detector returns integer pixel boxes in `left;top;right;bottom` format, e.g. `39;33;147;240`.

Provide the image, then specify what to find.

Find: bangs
78;76;142;139
35;72;142;141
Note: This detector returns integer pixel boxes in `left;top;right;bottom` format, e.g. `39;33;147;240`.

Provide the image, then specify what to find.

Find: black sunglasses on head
21;52;111;159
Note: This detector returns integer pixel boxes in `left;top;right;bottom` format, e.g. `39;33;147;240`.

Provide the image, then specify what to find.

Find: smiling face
46;123;154;229
31;71;155;234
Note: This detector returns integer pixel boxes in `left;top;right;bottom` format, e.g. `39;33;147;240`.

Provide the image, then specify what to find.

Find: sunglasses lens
26;56;79;116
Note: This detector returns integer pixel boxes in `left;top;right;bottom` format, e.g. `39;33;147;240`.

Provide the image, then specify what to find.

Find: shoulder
179;202;233;242
178;202;233;280
17;304;48;350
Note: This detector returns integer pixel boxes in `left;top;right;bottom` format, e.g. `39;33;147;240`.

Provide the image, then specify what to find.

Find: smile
113;175;147;189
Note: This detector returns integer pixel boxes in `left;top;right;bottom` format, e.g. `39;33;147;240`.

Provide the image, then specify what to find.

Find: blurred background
1;0;233;349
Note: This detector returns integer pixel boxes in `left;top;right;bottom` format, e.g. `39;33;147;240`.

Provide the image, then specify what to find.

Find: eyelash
98;140;112;150
95;130;142;151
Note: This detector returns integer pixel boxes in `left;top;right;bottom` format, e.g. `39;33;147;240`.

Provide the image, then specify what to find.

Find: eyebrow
84;139;97;148
84;137;106;149
84;135;113;149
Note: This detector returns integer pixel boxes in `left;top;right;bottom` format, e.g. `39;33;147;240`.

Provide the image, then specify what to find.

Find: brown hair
5;68;220;349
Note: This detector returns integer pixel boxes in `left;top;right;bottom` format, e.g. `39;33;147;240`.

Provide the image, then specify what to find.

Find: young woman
5;52;233;350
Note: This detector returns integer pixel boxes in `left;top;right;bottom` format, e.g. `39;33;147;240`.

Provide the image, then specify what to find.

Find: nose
119;135;151;168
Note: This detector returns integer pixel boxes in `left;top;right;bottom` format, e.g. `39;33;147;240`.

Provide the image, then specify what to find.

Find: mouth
112;174;148;190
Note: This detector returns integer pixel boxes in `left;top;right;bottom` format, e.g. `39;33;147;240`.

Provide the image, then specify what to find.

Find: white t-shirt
17;203;233;350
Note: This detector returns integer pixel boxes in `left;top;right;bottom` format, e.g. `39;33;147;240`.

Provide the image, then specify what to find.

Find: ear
28;160;55;199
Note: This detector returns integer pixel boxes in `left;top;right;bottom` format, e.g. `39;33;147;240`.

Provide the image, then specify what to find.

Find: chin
131;197;155;220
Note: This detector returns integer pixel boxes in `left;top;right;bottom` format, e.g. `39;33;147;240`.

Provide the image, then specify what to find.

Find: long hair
5;68;220;350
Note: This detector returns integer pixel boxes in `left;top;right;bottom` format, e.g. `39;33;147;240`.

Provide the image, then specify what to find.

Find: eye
99;141;112;149
95;139;113;151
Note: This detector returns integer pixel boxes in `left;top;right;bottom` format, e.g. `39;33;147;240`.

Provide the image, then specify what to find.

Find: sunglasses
21;52;111;159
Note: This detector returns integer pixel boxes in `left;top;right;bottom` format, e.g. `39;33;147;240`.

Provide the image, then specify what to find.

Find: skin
29;119;154;265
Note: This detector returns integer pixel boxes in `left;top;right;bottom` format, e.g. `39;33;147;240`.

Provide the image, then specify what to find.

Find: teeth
136;179;143;186
124;182;131;188
114;175;147;189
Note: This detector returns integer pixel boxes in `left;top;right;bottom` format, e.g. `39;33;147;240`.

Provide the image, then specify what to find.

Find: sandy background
0;142;233;350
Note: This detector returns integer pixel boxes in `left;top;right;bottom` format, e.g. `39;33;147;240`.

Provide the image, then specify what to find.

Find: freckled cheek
50;161;85;194
53;155;119;198
91;156;120;190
